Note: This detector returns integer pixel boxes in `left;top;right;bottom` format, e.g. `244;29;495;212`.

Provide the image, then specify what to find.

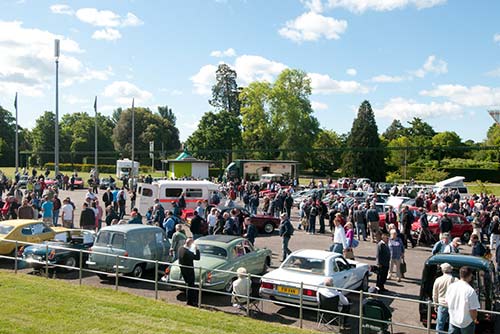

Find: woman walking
387;228;405;282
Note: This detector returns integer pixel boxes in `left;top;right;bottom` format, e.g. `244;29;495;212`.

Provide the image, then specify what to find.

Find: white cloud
234;55;288;84
413;55;447;78
64;95;87;105
371;74;406;83
0;21;110;98
327;0;446;13
103;81;152;105
486;67;500;77
420;84;500;107
121;12;144;27
50;4;74;15
311;101;329;110
279;11;347;42
62;66;113;87
210;48;236;58
92;28;122;41
301;0;324;13
308;72;371;94
374;97;462;120
75;8;121;27
494;33;500;44
190;64;218;95
346;68;357;76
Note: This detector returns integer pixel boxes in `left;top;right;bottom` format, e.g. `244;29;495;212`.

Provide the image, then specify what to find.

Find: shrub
415;168;449;182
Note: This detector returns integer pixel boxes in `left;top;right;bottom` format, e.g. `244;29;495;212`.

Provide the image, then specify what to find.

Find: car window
451;216;462;224
54;232;69;242
165;188;182;197
232;243;246;257
282;256;325;275
186;189;203;198
95;231;111;246
242;240;253;254
30;223;47;235
335;258;350;271
198;244;227;258
83;231;95;244
111;233;125;249
0;225;14;235
142;188;153;197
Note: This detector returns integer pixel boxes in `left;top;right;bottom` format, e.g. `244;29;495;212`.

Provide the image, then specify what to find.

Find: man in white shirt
85;188;97;201
60;199;74;228
443;237;461;254
432;263;456;333
445;266;480;334
317;277;350;312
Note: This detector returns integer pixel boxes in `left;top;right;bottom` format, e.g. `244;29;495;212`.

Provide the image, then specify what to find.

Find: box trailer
224;160;298;181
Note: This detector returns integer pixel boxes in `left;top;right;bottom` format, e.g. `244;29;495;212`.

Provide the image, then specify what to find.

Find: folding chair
317;294;343;330
362;300;393;334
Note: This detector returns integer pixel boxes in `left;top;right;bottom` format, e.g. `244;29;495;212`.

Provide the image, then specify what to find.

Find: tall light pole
14;92;19;173
54;39;60;176
131;98;135;187
94;96;98;178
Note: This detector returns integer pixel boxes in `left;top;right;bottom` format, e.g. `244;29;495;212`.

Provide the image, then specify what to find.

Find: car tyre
131;264;144;278
359;274;369;292
263;222;274;234
64;256;77;268
461;231;471;243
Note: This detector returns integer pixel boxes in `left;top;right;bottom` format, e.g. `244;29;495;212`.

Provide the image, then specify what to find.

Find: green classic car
168;235;272;292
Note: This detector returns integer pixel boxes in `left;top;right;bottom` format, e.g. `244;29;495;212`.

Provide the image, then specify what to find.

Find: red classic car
411;212;473;242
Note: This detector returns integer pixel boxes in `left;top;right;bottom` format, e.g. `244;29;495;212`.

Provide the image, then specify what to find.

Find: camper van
116;159;140;179
137;180;219;215
433;176;469;199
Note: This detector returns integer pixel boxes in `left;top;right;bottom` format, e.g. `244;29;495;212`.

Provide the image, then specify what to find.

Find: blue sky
0;0;499;142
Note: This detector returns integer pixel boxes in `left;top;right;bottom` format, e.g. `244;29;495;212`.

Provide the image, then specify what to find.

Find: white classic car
259;249;370;306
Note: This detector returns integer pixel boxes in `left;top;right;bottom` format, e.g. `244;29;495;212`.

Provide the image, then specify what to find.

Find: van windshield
95;231;111;246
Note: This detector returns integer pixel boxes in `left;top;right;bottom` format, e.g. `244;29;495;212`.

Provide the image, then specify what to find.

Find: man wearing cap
432;262;456;333
443;237;461;254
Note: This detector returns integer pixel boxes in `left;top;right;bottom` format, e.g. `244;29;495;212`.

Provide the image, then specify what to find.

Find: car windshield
282;256;325;274
0;225;14;235
95;231;111;246
198;244;227;258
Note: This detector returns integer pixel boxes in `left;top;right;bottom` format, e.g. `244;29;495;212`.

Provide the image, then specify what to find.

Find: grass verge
0;271;316;334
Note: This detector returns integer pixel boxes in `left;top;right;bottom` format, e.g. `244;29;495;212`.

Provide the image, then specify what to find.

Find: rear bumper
259;287;317;307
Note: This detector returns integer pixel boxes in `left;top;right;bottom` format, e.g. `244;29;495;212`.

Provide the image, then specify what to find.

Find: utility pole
131;98;135;188
54;39;60;176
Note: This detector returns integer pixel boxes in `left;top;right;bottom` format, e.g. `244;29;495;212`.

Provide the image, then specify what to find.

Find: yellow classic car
0;220;56;255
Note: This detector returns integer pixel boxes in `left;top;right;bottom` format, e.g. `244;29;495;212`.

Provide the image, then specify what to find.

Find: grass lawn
0;271;316;334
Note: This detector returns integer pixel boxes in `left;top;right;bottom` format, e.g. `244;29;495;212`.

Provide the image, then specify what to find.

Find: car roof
425;254;491;271
197;235;241;244
291;249;341;260
99;225;162;233
0;219;44;227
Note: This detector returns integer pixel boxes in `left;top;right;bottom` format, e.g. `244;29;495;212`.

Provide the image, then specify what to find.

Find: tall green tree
185;110;241;167
269;69;319;165
431;131;462;158
240;81;277;160
342;100;386;180
209;64;241;115
383;119;406;141
0;106;16;166
31;111;56;165
112;107;180;159
311;129;343;175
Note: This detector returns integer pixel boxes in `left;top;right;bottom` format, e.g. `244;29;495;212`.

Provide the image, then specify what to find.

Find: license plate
277;286;299;295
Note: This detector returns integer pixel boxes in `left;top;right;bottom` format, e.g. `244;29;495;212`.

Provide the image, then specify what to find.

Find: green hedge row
407;166;500;183
43;163;151;174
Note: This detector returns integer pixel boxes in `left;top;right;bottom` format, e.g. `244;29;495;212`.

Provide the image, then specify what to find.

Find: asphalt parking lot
0;188;495;333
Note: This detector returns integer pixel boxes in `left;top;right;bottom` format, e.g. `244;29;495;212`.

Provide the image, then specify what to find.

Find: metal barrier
0;239;498;333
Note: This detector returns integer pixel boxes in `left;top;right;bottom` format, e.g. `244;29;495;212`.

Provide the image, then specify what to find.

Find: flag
14;92;17;110
93;96;97;113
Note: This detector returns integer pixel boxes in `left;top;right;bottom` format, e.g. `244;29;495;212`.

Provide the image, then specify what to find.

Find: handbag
343;248;355;260
400;259;407;274
351;238;359;248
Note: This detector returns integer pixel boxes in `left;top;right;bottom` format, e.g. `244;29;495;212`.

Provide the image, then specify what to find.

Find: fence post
299;282;304;329
78;250;83;286
359;290;364;334
154;260;159;300
246;273;251;317
115;255;119;291
45;244;49;278
14;240;18;274
198;267;203;308
426;300;432;334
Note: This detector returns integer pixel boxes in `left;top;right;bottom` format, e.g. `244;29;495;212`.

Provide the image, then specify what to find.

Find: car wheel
97;273;108;280
64;256;77;268
131;264;144;278
263;222;275;234
359;274;369;292
461;231;471;243
262;257;271;274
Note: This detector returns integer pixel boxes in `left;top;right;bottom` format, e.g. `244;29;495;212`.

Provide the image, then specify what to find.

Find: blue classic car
20;228;95;271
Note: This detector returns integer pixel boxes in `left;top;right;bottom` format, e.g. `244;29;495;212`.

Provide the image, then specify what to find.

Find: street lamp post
54;39;60;177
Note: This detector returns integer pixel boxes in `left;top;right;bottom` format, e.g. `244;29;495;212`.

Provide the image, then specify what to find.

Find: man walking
178;238;201;306
279;213;294;262
366;204;380;243
401;206;416;248
376;233;390;292
432;263;456;333
80;202;96;230
445;266;480;334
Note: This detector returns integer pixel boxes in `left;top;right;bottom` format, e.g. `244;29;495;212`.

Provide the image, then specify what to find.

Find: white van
137;180;219;215
433;176;470;199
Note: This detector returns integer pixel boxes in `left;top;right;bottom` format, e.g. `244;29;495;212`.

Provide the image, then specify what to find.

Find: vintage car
419;254;497;333
168;235;272;292
218;206;280;234
20;228;95;270
0;220;56;255
99;177;116;190
73;177;84;189
87;225;170;279
259;249;370;307
411;212;473;242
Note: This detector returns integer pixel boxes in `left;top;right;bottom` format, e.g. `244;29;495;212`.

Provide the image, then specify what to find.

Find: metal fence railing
1;239;498;333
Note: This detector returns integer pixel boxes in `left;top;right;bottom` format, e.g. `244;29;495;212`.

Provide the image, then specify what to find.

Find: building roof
161;150;211;164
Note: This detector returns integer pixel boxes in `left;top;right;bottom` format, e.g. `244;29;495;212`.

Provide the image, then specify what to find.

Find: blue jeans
282;236;291;261
449;321;475;334
308;216;316;234
436;306;449;333
250;205;257;215
53;210;60;226
356;222;366;240
330;243;343;254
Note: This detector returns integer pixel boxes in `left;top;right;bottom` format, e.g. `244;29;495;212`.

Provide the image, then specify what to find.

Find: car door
241;240;259;273
108;232;127;270
332;257;351;289
91;230;113;270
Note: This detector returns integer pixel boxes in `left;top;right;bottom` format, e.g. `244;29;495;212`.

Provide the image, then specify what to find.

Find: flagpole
94;96;98;178
131;98;135;187
14;92;19;173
